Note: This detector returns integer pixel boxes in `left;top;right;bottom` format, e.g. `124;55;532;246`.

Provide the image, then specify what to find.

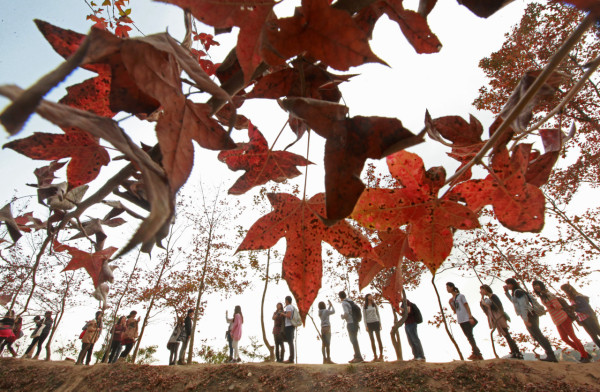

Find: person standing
108;316;126;364
404;299;425;361
0;314;22;357
283;296;296;363
226;310;234;362
119;311;140;361
24;311;53;359
230;306;243;363
339;291;363;363
480;285;522;359
76;311;103;365
446;282;483;360
561;283;600;349
363;294;384;362
177;309;194;365
504;278;557;362
272;303;286;363
318;300;335;364
167;318;183;365
533;280;590;363
0;311;16;354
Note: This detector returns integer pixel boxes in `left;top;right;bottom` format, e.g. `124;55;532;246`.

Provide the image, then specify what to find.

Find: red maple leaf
448;145;546;233
281;98;423;223
358;228;416;290
55;242;118;287
246;58;352;102
262;0;385;71
217;122;313;194
352;151;480;273
4;132;110;187
237;193;376;322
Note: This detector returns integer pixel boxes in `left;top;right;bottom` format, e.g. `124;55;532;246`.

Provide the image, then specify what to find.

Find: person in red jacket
108;316;127;363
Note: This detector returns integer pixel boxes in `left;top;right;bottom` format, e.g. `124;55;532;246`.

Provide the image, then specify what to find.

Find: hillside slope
1;358;599;391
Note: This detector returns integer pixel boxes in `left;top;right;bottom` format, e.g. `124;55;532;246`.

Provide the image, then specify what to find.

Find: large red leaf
262;0;385;71
237;193;376;322
158;0;276;81
449;146;545;232
217;122;313;194
382;269;404;313
281;98;423;223
55;242;118;288
4;132;110;187
352;151;480;273
358;228;415;290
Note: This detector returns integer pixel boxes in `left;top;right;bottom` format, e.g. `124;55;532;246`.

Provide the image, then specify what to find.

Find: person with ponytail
447;282;483;360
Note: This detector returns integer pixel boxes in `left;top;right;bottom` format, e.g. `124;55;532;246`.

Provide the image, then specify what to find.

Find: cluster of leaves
1;0;599;326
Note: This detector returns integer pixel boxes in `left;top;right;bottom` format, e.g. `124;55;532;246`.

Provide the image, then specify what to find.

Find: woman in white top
363;294;383;362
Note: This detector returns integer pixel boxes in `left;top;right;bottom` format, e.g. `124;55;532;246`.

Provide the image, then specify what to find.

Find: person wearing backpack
533;280;590;363
447;282;483;361
504;278;557;362
23;311;52;359
404;299;425;361
176;309;194;365
339;291;364;363
0;313;22;357
318;300;335;364
76;311;103;365
283;296;297;363
561;283;600;349
479;285;522;359
167;318;183;365
363;294;383;362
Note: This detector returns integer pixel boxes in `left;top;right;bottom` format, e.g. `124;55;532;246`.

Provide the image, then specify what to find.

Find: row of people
448;279;600;363
271;292;425;364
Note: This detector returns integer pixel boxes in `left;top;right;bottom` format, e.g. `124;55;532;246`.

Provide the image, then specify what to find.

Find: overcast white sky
2;0;599;366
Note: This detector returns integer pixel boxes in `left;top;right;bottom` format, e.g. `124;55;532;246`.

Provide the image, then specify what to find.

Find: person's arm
461;297;476;325
449;296;457;313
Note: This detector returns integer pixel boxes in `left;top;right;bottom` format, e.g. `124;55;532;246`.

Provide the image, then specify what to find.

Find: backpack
291;306;302;327
411;302;423;324
347;300;362;324
525;292;547;316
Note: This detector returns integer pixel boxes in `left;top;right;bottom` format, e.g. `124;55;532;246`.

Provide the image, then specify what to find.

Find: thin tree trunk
19;234;52;315
389;295;408;361
44;274;72;360
187;225;213;364
131;253;170;363
546;195;600;253
431;275;464;360
260;250;274;361
101;250;142;363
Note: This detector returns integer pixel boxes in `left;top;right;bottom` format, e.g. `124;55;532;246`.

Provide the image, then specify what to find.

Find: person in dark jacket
561;283;600;349
178;309;194;365
108;316;127;363
24;311;52;359
167;318;183;365
404;300;425;361
272;303;286;363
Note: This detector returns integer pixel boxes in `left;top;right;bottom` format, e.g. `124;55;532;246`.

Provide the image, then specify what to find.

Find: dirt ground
1;357;599;391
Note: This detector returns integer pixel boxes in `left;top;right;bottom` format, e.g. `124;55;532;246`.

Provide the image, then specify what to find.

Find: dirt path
1;358;599;391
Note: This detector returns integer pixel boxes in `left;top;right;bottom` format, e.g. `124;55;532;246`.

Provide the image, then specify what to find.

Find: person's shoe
468;353;483;360
349;358;364;363
540;356;558;363
32;355;39;360
416;357;426;362
371;357;378;363
580;356;591;363
283;359;294;364
378;355;384;362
